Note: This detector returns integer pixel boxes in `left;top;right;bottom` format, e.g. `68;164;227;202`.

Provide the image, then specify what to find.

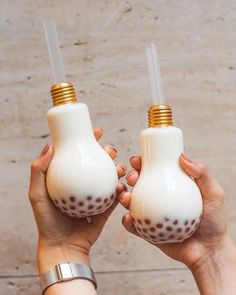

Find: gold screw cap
148;104;173;127
51;82;77;106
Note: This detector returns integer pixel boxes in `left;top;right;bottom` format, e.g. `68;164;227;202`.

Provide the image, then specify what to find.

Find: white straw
146;43;165;105
43;20;66;83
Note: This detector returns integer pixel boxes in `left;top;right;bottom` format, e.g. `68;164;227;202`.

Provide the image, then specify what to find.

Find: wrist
191;234;235;273
38;238;90;275
191;235;236;294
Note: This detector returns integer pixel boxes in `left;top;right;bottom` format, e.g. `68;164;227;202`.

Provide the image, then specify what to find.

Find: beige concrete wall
0;0;236;294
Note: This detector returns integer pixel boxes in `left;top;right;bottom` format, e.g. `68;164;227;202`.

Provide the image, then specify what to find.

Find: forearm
38;240;97;295
191;236;236;295
45;279;97;295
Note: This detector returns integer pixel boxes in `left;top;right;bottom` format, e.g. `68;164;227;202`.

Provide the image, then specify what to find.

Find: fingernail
119;164;126;174
41;144;49;156
110;146;117;153
127;170;136;178
130;156;137;161
181;153;193;163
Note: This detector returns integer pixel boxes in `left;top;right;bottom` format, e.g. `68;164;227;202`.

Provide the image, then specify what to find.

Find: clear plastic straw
146;43;165;105
43;20;66;83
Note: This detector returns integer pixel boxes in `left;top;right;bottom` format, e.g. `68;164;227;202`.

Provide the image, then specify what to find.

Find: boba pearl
132;214;202;244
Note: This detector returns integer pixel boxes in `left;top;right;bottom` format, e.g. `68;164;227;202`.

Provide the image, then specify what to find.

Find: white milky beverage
130;126;203;244
46;102;118;218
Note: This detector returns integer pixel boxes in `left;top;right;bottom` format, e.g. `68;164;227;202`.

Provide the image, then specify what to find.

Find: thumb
28;144;54;204
179;154;224;202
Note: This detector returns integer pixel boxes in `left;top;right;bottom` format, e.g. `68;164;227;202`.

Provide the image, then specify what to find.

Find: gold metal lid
50;82;77;106
148;104;173;127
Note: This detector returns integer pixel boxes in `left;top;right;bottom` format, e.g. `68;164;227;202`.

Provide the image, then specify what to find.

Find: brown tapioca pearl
150;235;156;239
61;199;66;204
137;227;141;232
159;232;165;237
54;199;59;204
156;223;163;229
88;205;94;210
184;220;189;226
173;220;178;225
159;238;167;242
70;206;76;210
164;217;170;222
143;228;148;234
104;202;111;209
97;205;103;210
149;227;156;232
137;219;142;225
145;219;151;225
191;219;196;225
71;212;77;216
110;194;114;200
87;196;92;201
177;228;182;233
96;198;102;203
169;235;175;239
166;226;172;232
70;196;75;202
78;201;84;206
104;198;108;203
177;237;183;241
79;210;86;214
62;206;68;211
185;227;190;233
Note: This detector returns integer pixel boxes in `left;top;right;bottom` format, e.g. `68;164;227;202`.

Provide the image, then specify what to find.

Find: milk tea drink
130;105;203;244
46;83;118;218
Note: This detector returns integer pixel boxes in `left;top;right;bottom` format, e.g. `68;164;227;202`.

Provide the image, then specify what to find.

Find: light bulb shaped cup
130;105;203;244
46;82;118;218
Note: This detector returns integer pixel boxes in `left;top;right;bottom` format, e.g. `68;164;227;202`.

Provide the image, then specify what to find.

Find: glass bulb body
130;126;203;243
46;102;118;218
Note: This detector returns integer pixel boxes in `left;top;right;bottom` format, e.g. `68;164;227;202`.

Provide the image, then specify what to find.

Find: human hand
119;154;234;270
28;128;126;274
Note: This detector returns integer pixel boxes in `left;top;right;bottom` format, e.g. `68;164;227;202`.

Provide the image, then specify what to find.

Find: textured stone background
1;0;236;294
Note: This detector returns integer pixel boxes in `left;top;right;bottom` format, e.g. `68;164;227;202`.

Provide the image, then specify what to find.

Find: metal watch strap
41;262;97;293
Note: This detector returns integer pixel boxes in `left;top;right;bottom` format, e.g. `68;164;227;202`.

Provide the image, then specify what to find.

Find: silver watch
41;262;97;293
